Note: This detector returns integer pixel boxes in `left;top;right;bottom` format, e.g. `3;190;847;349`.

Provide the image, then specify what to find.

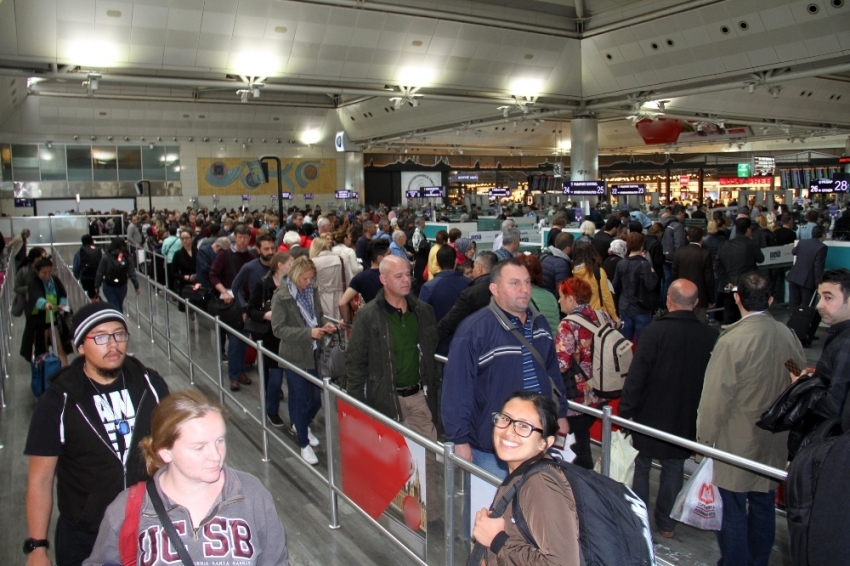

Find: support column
698;168;704;203
570;114;599;213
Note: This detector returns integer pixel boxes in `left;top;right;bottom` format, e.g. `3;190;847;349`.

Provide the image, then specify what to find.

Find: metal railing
1;240;791;565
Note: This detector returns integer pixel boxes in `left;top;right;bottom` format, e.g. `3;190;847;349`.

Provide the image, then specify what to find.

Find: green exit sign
737;163;752;177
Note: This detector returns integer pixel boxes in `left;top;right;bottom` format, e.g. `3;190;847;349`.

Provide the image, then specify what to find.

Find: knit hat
609;239;627;259
72;302;128;348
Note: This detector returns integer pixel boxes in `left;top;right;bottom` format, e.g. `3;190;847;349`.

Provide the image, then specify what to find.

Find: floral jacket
555;304;614;415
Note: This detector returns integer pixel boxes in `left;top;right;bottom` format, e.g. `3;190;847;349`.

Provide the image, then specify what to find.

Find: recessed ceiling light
182;114;190;118
106;10;121;18
274;26;288;34
412;40;423;47
524;54;534;60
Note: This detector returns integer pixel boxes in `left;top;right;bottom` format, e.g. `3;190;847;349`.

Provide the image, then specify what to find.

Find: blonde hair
139;390;227;476
287;256;317;285
309;237;331;258
579;220;596;237
707;220;718;234
755;214;768;229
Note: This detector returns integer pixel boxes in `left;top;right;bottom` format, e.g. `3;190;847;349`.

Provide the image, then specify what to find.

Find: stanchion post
601;405;613;478
185;297;194;385
444;442;456;566
257;340;270;463
134;281;141;329
323;378;341;530
146;274;154;343
163;284;172;360
214;318;224;405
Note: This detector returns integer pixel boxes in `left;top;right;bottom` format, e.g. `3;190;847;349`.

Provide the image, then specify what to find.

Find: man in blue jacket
441;258;568;478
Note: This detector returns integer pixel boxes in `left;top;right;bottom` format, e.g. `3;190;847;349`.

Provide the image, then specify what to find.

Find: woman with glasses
471;391;580;565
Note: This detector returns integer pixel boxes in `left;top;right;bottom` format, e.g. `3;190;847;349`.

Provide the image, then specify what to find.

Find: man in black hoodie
23;303;169;566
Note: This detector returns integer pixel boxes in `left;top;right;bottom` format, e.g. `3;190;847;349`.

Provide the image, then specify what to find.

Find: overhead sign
679;175;690;185
810;178;849;193
280;192;292;200
719;176;772;186
452;173;479;182
839;156;850;164
487;187;512;197
335;190;353;199
737;163;752;177
334;131;349;152
563;180;606;195
14;198;34;207
406;189;421;198
304;193;313;200
610;184;646;195
241;193;250;200
422;186;444;198
752;156;775;176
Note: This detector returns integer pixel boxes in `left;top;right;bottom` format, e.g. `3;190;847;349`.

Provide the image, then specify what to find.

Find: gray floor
1;264;817;566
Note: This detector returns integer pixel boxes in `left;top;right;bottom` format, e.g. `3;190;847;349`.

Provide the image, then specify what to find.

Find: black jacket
787;238;827;290
592;231;614;259
437;274;492;343
619;311;719;459
25;356;169;533
672;243;716;307
715;236;764;289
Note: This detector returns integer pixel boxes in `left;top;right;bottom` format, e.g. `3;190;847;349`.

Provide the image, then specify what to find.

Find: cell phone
784;359;802;377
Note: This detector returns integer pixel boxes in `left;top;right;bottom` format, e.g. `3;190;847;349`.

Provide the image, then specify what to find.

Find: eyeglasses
85;332;130;345
491;412;544;438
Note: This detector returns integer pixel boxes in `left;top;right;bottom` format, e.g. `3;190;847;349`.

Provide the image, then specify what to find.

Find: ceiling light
149;143;154;149
748;84;755;94
301;129;321;145
237;89;250;103
242;143;247;149
46;141;52;149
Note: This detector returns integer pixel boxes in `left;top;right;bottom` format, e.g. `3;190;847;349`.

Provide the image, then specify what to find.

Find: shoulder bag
243;282;273;336
146;480;196;566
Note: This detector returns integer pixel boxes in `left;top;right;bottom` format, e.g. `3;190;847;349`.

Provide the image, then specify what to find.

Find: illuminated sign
280;192;292;200
839;156;850;164
679;175;690;185
304;193;313;200
488;187;512;197
752;156;775;176
737;163;751;177
810;178;849;193
718;176;772;186
335;190;352;199
422;186;444;198
563;181;606;195
453;173;479;182
610;184;646;195
406;189;421;198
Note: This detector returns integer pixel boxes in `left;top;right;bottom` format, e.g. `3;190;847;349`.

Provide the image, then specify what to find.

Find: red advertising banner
337;400;413;520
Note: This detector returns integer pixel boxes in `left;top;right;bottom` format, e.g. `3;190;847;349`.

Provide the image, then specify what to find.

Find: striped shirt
506;310;541;393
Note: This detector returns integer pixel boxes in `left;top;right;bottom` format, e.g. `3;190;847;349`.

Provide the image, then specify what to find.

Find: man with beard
24;303;169;566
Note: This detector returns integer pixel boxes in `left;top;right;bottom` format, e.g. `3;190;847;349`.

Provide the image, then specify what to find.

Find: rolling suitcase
787;294;821;347
31;311;61;398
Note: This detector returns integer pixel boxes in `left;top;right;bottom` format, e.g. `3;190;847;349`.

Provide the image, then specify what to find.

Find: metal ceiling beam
25;71;579;110
26;89;337;109
583;0;725;36
274;0;580;38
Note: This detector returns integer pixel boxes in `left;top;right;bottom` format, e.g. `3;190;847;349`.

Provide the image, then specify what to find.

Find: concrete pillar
570;115;598;181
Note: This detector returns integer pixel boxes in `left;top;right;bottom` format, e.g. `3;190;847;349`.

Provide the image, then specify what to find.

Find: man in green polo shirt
346;255;441;440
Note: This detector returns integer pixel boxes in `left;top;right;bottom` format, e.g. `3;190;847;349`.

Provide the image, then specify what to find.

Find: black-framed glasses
491;412;544;438
85;332;130;346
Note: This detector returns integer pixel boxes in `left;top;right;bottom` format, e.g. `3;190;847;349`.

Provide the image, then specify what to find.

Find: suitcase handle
48;308;59;356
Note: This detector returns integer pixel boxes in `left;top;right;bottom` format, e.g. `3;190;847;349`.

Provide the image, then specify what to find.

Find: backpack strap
146;480;196;566
119;481;147;566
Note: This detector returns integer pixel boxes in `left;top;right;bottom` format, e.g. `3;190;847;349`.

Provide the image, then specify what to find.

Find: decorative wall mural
197;158;337;195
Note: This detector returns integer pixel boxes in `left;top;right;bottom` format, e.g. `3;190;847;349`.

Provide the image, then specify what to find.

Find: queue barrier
0;242;791;566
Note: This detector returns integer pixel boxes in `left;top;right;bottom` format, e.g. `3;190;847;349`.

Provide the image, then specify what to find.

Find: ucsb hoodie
84;465;289;566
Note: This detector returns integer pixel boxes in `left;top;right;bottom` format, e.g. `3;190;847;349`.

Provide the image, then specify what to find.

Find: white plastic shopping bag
670;458;723;530
594;430;639;484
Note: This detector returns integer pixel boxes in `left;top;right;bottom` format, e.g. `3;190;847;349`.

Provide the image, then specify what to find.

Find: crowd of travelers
9;194;850;566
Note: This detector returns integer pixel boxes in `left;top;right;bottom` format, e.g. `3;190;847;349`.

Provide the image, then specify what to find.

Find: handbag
11;293;25;317
318;328;347;386
593;430;638;484
243;298;272;336
146;480;196;566
181;284;210;303
670;458;723;531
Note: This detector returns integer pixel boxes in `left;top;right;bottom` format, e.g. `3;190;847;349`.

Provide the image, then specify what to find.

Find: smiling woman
83;390;290;566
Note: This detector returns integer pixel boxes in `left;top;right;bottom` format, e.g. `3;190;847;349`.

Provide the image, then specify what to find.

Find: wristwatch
23;538;49;554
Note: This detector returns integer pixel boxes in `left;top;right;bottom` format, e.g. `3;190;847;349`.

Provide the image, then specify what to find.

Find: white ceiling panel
166;8;202;32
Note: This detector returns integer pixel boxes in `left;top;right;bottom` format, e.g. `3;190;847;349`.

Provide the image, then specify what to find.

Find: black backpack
80;247;102;279
468;456;655;566
785;419;847;566
104;251;129;286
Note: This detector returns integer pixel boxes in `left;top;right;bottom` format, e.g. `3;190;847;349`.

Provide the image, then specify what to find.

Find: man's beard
89;360;124;381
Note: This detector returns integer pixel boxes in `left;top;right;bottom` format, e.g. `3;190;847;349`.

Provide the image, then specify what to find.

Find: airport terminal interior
1;0;850;564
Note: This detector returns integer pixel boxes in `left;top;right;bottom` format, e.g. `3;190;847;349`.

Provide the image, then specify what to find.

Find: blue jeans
285;366;322;448
661;263;673;305
716;488;776;566
621;312;653;343
102;283;128;314
632;455;685;533
472;447;508;479
266;367;283;415
227;330;248;381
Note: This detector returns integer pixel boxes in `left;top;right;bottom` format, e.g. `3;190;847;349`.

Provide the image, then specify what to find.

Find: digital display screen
280;192;292;200
14;198;34;207
810;179;849;193
304;193;313;200
406;189;421;198
422;186;444;198
610;183;646;195
241;194;250;200
335;190;352;199
488;187;512;197
351;192;359;199
563;181;606;195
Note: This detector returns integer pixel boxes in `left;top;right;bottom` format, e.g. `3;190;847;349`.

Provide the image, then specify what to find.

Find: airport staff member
23;303;170;566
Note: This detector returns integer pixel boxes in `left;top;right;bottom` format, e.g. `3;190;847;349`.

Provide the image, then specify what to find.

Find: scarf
287;277;318;349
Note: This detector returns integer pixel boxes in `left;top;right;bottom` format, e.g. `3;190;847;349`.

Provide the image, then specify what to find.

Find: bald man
620;279;720;539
